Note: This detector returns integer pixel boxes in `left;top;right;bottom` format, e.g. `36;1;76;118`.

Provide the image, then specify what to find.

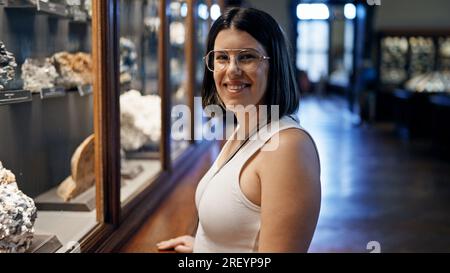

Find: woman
157;7;321;253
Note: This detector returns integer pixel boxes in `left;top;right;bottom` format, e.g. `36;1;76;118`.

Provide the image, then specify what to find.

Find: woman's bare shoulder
264;127;319;165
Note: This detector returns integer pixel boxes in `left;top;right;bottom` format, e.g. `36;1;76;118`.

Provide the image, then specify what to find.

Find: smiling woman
157;7;321;253
211;30;270;109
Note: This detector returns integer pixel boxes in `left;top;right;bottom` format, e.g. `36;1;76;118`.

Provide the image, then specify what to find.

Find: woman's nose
226;56;242;75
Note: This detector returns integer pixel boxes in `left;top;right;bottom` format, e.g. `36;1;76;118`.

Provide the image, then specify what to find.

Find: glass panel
328;12;353;87
297;20;329;82
0;0;96;252
119;0;162;206
409;36;435;77
380;36;408;84
344;19;354;73
438;36;450;71
194;0;210;143
302;52;329;83
196;0;208;90
169;0;190;160
297;20;329;51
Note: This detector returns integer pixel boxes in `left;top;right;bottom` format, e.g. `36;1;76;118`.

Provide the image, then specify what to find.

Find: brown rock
57;134;95;201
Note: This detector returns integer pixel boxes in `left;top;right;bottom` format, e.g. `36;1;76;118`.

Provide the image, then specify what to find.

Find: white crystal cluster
84;0;92;17
120;90;161;151
0;42;17;90
21;58;59;93
65;0;81;5
0;162;37;253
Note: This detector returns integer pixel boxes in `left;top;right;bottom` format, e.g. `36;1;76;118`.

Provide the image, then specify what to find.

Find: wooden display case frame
81;0;220;252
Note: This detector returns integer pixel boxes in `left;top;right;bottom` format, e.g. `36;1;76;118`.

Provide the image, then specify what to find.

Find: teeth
228;84;247;90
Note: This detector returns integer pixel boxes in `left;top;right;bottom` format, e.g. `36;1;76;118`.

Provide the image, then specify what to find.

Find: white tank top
193;115;311;253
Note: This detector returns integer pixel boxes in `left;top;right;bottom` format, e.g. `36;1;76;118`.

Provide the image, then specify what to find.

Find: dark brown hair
201;7;299;117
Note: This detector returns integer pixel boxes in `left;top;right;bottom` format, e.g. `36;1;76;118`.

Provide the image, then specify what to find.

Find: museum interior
0;0;449;253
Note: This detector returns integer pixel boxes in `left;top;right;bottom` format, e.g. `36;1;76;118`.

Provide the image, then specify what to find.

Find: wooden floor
121;95;450;253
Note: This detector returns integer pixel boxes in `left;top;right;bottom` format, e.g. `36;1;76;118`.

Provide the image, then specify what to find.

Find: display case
0;0;220;253
375;30;450;138
375;30;450;122
118;0;163;207
0;0;96;253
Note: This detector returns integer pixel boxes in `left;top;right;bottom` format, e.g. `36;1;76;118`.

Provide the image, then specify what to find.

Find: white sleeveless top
193;115;311;253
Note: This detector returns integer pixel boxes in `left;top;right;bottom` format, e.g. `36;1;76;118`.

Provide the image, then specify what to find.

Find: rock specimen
120;90;161;151
0;42;17;90
51;51;93;89
0;162;37;253
84;0;92;17
120;37;138;84
57;134;95;201
405;72;450;93
21;58;59;93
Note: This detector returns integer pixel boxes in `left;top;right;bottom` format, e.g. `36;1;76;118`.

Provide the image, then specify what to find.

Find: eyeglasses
203;48;270;73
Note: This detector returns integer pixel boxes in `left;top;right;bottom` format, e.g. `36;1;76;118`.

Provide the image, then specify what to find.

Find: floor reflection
297;95;450;253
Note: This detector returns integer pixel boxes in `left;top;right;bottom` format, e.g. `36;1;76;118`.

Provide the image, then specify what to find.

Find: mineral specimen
0;42;17;90
84;0;92;17
405;72;450;93
51;51;93;89
120;37;138;84
21;58;59;93
0;162;37;253
120;90;161;151
57;135;95;202
380;37;408;84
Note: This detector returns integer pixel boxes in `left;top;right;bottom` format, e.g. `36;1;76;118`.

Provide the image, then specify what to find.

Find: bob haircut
201;7;300;117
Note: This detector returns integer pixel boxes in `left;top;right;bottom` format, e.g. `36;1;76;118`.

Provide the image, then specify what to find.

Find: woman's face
213;28;269;111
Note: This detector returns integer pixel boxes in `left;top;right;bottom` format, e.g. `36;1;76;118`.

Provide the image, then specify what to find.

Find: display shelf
125;149;159;160
0;89;32;105
34;185;95;212
120;159;161;205
375;30;450;121
0;85;92;105
33;210;97;253
4;0;69;18
26;234;63;253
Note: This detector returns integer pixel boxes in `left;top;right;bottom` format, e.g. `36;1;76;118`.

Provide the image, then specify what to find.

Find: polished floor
122;95;450;253
300;95;450;253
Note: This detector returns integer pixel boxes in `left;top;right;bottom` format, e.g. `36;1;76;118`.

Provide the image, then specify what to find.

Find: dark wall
374;0;450;30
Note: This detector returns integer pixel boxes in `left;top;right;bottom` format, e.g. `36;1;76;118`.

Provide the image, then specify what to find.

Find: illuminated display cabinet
375;30;450;139
0;0;221;252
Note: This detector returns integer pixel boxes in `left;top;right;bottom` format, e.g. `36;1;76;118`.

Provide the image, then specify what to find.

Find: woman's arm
257;128;321;252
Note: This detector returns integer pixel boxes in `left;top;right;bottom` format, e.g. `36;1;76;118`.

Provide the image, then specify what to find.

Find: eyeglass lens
206;50;263;72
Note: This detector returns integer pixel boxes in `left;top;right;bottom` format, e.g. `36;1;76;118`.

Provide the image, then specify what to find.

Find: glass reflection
119;0;162;206
169;0;190;160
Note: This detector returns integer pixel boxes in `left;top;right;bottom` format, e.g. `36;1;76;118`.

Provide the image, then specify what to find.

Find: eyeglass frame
203;48;271;73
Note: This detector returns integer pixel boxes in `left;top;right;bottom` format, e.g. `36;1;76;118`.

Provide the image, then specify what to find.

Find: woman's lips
224;83;251;93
